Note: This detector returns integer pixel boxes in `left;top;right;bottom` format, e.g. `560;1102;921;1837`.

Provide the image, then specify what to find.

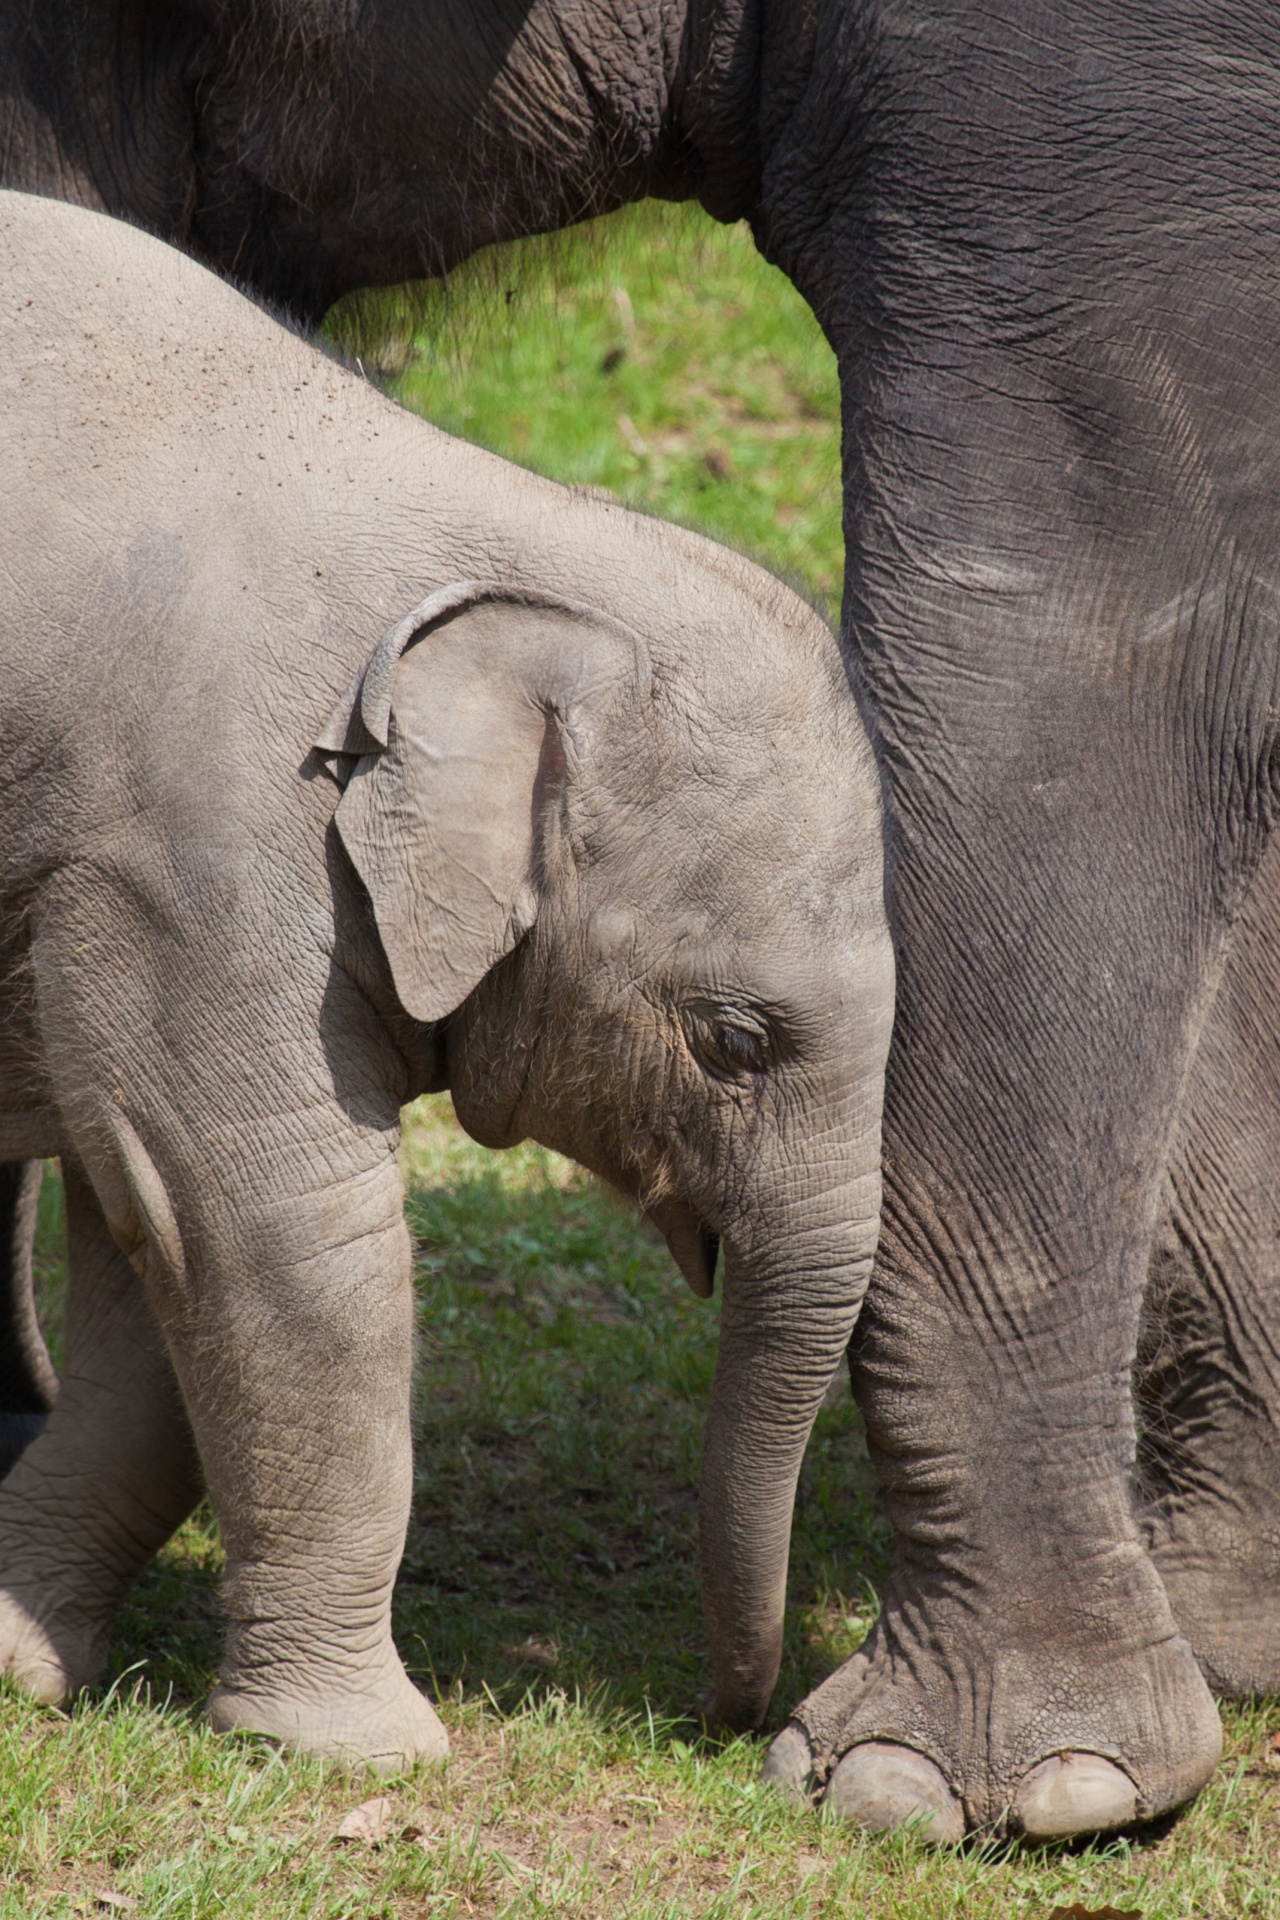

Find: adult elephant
4;0;1277;1843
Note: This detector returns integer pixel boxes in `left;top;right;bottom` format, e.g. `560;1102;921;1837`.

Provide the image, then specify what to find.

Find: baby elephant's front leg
168;1146;446;1773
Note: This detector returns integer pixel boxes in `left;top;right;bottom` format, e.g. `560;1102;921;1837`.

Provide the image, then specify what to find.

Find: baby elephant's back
0;187;313;462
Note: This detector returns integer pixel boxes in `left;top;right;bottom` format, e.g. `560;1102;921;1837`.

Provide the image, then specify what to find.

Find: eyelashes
684;1003;772;1081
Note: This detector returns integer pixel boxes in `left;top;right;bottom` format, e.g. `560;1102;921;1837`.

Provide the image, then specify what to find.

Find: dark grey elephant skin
0;192;891;1768
5;0;1280;1845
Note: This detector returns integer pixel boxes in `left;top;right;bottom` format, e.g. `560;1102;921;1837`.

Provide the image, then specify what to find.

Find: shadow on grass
35;1116;890;1748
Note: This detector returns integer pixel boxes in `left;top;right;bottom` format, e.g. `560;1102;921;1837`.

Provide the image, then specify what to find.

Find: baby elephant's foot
0;1580;113;1704
209;1645;450;1774
764;1590;1222;1843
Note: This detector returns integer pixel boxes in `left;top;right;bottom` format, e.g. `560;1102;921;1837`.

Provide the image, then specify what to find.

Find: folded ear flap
319;583;640;1024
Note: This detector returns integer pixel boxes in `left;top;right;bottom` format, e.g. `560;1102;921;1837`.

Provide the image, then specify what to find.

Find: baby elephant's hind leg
0;1158;201;1700
1138;837;1280;1697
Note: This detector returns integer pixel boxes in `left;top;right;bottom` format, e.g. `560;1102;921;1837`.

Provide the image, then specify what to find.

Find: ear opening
321;582;643;1025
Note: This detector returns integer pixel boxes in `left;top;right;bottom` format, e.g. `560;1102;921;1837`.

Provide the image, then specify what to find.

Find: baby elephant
0;192;893;1768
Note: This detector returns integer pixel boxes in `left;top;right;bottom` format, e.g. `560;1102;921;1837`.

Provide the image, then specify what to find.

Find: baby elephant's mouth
647;1198;720;1298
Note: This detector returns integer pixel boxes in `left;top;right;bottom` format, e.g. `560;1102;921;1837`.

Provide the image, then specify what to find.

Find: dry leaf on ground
501;1636;559;1670
332;1796;395;1846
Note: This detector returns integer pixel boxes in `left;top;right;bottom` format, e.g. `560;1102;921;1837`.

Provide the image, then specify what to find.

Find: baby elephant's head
322;574;893;1732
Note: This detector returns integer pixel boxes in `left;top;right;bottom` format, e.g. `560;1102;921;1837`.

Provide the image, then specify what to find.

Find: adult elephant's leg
766;624;1229;1838
0;1161;57;1475
1136;832;1280;1697
0;1157;201;1696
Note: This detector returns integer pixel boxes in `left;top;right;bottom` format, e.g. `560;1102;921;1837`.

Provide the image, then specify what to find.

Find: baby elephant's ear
318;583;640;1024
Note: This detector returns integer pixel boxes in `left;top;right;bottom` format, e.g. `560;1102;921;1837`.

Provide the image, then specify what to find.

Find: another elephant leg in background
1137;833;1280;1698
0;1162;57;1476
0;1157;201;1697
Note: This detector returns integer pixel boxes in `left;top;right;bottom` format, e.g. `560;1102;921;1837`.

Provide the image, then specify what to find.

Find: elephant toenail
761;1723;815;1804
1011;1751;1138;1839
821;1741;965;1845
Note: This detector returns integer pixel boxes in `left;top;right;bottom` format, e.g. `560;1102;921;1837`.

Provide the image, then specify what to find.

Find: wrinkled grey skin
4;0;1280;1845
0;192;892;1768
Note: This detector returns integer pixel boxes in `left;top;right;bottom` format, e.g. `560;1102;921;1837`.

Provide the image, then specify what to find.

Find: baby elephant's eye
686;1004;772;1081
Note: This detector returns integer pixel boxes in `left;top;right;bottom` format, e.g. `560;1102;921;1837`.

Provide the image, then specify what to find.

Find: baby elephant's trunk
698;1187;880;1731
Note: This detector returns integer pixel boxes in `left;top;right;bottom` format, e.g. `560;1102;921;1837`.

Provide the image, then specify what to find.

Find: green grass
7;205;1280;1912
328;201;845;621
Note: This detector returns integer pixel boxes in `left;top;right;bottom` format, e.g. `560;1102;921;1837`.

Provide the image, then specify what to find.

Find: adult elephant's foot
764;1596;1222;1842
0;1579;114;1702
208;1644;450;1773
1145;1513;1280;1699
